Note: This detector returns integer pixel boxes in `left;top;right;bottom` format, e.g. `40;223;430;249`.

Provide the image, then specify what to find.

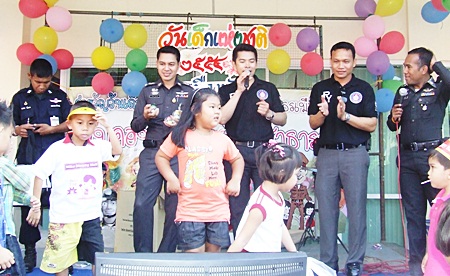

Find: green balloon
443;0;450;11
382;79;403;93
126;49;148;71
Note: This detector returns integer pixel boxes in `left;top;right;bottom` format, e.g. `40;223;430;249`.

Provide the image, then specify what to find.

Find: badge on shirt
176;91;189;98
150;88;160;98
349;92;363;104
50;98;61;108
256;89;268;100
50;116;59;126
21;101;31;110
420;91;435;97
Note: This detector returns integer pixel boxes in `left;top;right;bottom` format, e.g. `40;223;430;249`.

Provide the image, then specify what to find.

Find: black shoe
346;262;361;276
24;244;37;273
68;265;74;275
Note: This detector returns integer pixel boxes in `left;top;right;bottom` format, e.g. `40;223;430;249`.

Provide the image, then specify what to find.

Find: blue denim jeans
1;235;26;276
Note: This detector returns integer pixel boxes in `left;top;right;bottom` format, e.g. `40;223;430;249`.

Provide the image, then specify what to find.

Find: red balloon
52;49;74;70
432;0;447;11
379;31;405;55
92;72;114;95
16;43;42;65
269;23;292;47
18;0;48;18
301;52;323;76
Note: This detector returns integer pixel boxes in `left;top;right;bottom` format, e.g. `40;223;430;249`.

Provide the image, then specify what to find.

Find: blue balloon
382;64;395;80
122;71;147;97
376;88;395;113
421;1;449;24
100;18;124;43
37;54;57;75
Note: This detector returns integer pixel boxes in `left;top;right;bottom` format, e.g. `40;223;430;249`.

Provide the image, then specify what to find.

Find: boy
421;139;450;275
0;101;40;275
27;101;122;276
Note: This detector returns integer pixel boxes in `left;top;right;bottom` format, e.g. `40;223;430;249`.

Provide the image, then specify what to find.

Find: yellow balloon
33;26;58;54
124;24;148;49
91;46;115;70
375;0;404;17
267;49;290;75
44;0;59;7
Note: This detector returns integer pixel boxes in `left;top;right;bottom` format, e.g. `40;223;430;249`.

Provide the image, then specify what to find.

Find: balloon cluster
93;19;148;97
421;1;450;24
353;0;405;112
16;0;74;73
267;23;323;76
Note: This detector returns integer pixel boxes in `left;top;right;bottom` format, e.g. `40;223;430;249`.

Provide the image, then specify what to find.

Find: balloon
91;46;115;70
46;6;72;32
382;79;403;93
122;71;147;97
33;26;58;54
375;88;395;113
432;0;447;11
442;0;450;11
124;24;148;49
16;43;42;65
92;72;114;95
267;49;291;75
354;36;377;57
363;15;385;39
382;64;395;80
366;51;390;75
354;0;377;17
422;1;449;23
51;49;73;70
44;0;58;6
126;49;148;71
100;18;124;43
379;31;405;54
37;54;57;75
18;0;48;18
300;52;323;76
375;0;404;17
269;23;292;47
296;28;320;52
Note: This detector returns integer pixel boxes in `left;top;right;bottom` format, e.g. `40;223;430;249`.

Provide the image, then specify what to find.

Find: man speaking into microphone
218;43;287;237
387;47;450;276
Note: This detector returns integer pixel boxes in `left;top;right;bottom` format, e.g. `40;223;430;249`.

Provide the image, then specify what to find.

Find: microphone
397;87;408;105
244;70;250;89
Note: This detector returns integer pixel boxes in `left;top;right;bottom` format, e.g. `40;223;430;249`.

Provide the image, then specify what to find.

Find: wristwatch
343;112;350;122
265;111;275;121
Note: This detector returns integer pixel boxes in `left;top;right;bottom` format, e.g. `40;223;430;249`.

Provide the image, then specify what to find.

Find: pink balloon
269;23;292;47
18;0;48;18
92;72;114;95
354;0;377;17
301;52;324;76
363;15;385;39
367;51;390;75
432;0;447;11
379;31;405;54
16;43;42;65
46;6;72;32
354;36;378;57
296;28;320;52
52;49;74;70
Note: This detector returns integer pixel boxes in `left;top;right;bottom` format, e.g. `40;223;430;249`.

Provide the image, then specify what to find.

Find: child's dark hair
0;101;13;127
255;142;302;184
436;199;450;257
171;88;219;147
30;59;53;78
71;100;96;112
429;149;450;170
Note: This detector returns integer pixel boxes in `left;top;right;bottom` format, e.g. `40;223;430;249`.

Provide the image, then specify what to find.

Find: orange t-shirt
160;130;240;222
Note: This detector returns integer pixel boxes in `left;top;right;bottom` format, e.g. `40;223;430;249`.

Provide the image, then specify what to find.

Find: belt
322;143;365;151
234;141;267;148
143;139;163;148
402;139;442;151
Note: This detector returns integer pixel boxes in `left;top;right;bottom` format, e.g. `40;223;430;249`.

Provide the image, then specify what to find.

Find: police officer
218;43;287;237
387;47;450;276
308;41;377;276
131;46;193;253
11;58;71;272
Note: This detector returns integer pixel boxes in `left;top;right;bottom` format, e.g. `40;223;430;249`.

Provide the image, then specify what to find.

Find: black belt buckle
336;143;345;151
410;142;419;152
247;141;255;148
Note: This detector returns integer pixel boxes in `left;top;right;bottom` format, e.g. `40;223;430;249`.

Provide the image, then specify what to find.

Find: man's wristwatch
265;111;275;121
343;112;350;122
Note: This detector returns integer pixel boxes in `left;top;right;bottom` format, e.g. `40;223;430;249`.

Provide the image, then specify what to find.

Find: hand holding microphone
392;88;408;122
244;70;251;90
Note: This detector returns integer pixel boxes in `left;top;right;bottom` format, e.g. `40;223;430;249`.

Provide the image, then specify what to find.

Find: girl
228;141;300;252
155;88;244;253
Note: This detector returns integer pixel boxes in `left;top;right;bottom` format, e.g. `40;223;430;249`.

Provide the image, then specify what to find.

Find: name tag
50;116;59;126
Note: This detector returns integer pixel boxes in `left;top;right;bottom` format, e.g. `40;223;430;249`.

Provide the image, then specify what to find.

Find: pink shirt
425;189;450;275
160;130;239;222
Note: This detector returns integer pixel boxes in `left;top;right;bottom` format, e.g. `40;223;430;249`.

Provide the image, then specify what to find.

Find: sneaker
346;262;361;276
